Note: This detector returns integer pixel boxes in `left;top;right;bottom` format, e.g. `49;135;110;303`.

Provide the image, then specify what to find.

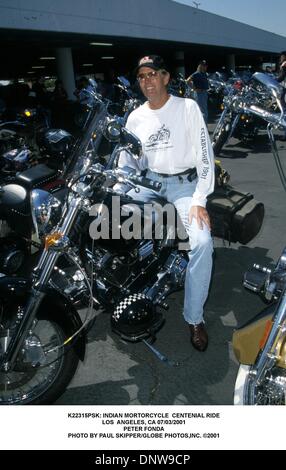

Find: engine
87;239;154;290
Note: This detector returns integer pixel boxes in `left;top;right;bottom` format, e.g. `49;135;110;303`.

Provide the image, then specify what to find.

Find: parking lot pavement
56;124;286;405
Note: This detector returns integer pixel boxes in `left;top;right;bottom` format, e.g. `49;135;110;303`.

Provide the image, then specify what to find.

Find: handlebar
222;81;286;129
127;173;162;191
87;165;162;193
239;102;286;129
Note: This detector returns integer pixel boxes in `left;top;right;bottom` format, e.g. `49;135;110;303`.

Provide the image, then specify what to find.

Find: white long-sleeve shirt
118;95;214;207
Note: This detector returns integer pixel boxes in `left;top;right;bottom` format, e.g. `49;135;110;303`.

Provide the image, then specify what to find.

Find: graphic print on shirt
145;124;171;149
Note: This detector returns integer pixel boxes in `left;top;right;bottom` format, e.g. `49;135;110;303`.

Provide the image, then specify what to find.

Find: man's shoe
189;322;208;352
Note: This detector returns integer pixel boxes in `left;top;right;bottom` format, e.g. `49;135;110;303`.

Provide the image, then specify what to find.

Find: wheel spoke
250;367;286;405
0;318;66;404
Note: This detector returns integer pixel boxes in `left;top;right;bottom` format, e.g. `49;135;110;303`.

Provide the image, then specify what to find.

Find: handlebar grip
128;174;162;191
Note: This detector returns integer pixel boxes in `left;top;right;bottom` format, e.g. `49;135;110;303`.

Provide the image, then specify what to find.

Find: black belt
150;168;197;181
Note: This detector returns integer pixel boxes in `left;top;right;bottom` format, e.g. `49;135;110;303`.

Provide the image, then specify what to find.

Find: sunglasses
137;70;161;82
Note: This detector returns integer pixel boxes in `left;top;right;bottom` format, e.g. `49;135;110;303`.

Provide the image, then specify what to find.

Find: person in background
119;55;215;352
32;77;50;107
52;79;68;103
277;51;286;85
187;60;209;123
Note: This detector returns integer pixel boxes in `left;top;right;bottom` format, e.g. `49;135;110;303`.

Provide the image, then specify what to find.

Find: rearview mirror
121;128;142;159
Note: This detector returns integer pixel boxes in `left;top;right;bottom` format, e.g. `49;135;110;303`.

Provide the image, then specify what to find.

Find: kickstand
142;339;180;367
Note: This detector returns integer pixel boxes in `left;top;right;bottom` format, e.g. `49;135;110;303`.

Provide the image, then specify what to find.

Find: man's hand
189;205;211;230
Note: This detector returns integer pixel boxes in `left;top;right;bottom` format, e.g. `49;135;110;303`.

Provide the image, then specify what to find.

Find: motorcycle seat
15;163;59;190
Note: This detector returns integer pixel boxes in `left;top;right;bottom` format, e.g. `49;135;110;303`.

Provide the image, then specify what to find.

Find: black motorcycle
0;100;169;404
168;73;193;99
0;127;76;276
0;85;107;275
0;95;265;404
0;105;50;156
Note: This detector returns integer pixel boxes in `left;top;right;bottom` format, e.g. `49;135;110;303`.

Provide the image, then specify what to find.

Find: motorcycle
234;248;286;405
0;85;105;275
0;105;50;157
211;73;274;156
207;71;229;112
0;128;74;182
0;93;265;404
0;79;101;181
232;72;286;404
0;127;77;276
0;96;196;404
113;76;143;124
168;73;193;99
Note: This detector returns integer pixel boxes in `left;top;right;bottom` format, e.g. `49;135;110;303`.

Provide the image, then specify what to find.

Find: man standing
277;51;286;85
119;55;215;351
187;60;209;123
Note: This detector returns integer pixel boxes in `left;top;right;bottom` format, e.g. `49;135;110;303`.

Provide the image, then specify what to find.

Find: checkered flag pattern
113;293;146;321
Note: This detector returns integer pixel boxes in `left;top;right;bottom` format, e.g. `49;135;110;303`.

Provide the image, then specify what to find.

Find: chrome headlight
103;117;122;142
30;189;62;238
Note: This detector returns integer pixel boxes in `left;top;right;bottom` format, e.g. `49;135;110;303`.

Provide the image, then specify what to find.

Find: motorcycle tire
234;363;286;405
212;124;231;156
0;309;79;405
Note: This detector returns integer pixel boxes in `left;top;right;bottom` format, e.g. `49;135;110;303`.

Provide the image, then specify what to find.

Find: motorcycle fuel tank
89;193;161;252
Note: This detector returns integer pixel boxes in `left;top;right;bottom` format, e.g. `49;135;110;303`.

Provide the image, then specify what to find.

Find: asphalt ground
56;114;286;405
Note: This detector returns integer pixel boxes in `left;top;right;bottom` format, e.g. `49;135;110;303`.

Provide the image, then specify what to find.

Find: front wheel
234;364;286;405
0;310;79;405
212;122;231;156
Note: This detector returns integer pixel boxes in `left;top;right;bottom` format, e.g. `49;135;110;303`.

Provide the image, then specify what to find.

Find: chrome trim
245;287;286;403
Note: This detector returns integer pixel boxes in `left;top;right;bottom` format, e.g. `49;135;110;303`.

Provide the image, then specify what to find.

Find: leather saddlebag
207;186;265;244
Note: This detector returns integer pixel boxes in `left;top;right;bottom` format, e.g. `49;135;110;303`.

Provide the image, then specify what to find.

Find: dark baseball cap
199;60;208;66
135;55;168;74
